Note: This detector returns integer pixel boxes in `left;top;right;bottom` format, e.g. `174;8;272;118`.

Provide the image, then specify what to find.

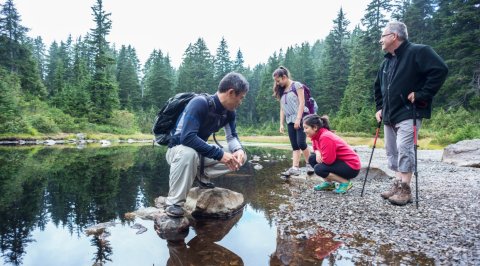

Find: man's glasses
381;33;395;38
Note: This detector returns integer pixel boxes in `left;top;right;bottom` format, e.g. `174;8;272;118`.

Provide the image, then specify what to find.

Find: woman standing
303;114;361;194
273;66;314;176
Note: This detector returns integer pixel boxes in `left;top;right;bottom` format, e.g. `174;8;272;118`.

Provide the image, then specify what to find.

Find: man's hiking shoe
306;164;315;175
165;205;185;218
381;179;401;199
334;181;353;194
314;182;336;191
281;167;301;176
388;182;413;206
196;176;215;189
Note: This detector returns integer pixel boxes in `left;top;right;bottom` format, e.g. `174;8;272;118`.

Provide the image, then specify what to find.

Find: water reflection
0;145;434;265
0;145;288;265
162;212;243;266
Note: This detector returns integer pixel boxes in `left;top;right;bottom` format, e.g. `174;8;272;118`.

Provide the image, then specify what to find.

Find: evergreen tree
403;0;435;44
432;0;480;110
32;36;46;80
294;42;316;94
0;0;28;72
232;49;246;73
255;53;282;124
317;8;351;114
214;37;232;84
143;49;175;109
236;64;260;124
176;38;215;94
116;45;141;111
88;0;119;122
338;27;375;132
0;67;27;133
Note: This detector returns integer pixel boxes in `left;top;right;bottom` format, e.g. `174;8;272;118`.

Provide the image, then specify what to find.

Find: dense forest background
0;0;478;144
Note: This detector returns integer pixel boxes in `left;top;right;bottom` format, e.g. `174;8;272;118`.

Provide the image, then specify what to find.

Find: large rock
154;213;190;241
186;187;245;219
442;139;480;167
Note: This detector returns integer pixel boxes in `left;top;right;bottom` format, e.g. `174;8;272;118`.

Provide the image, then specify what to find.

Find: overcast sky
15;0;371;68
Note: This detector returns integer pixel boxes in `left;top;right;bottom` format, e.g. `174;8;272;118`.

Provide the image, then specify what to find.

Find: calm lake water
0;144;289;266
0;144;432;266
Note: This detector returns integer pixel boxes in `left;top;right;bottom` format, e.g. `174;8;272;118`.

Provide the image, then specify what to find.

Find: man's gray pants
165;144;247;206
384;119;422;173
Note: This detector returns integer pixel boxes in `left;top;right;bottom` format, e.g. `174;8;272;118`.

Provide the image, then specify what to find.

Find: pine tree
32;36;46;80
176;38;215;94
255;54;282;124
116;45;141;110
214;37;232;84
316;8;351;114
232;49;246;73
432;0;480;110
0;0;28;72
143;49;175;109
403;0;436;44
88;0;119;122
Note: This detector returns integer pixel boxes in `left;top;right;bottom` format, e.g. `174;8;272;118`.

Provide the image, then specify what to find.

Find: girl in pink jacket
303;114;361;194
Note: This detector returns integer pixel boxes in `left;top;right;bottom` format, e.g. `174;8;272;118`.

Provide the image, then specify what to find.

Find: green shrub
109;110;137;130
424;108;480;145
28;115;60;133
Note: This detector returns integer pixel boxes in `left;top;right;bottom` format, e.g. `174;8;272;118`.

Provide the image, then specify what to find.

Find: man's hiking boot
306;163;315;175
334;181;353;194
281;167;301;176
196;175;215;189
314;182;336;191
165;205;185;218
388;182;413;206
381;179;401;199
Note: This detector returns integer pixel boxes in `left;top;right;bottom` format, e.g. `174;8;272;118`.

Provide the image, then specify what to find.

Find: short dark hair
218;72;249;95
303;114;330;130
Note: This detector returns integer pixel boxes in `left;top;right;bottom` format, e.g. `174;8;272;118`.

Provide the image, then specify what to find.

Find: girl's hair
272;66;290;100
303;114;330;131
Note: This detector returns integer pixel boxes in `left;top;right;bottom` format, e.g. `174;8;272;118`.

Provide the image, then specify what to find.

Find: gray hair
385;21;409;41
218;72;249;95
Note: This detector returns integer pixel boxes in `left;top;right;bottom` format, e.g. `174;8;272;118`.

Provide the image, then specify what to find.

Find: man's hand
279;124;285;134
220;152;242;171
233;149;246;167
375;109;382;123
407;92;415;103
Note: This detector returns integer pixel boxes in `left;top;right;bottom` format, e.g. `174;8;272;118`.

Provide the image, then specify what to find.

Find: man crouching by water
164;72;249;218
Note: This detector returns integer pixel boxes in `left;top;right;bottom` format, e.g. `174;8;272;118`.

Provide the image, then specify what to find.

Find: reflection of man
164;212;244;266
374;22;448;205
164;73;249;218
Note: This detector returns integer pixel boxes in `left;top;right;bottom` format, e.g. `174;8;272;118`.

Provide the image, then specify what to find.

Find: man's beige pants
165;144;247;206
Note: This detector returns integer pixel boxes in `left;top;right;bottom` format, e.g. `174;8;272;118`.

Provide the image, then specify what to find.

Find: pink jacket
310;128;361;170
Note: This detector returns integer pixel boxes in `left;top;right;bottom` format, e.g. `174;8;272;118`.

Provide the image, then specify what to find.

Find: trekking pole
413;104;419;209
361;120;382;197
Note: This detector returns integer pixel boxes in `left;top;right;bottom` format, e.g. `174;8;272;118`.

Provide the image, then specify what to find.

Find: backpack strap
202;94;224;149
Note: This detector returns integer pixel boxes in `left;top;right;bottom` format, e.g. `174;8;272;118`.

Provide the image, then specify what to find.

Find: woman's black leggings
308;154;359;179
287;122;308;151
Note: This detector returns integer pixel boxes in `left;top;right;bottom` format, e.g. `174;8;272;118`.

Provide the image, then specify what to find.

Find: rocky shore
272;146;480;264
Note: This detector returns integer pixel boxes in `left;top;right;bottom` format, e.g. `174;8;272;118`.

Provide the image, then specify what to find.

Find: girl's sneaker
305;163;315;175
314;182;336;191
334;181;353;194
281;167;301;176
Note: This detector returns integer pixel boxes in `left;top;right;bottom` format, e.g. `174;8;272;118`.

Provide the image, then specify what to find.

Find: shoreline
271;146;479;264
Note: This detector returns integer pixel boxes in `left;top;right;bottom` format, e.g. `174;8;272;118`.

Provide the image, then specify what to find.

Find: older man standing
374;21;448;205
